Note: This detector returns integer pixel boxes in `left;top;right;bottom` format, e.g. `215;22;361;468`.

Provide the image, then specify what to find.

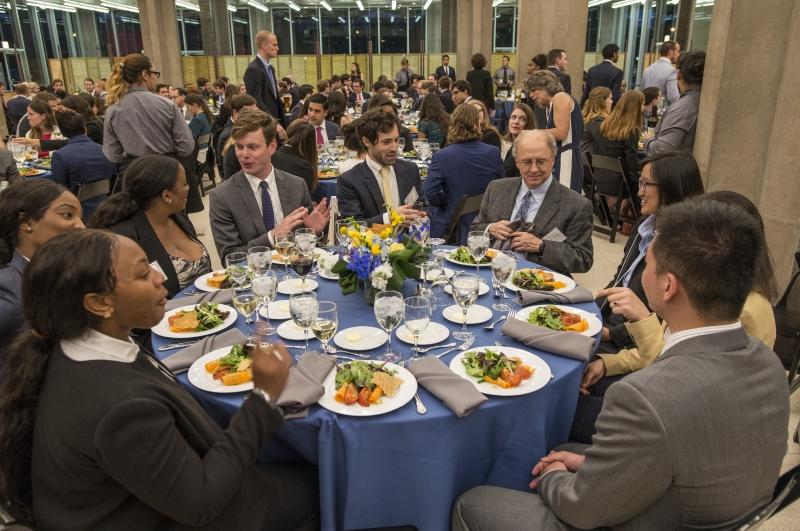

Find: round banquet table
152;250;598;531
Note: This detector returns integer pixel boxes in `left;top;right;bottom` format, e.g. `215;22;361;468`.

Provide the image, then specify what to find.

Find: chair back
443;194;483;245
76;179;110;202
197;133;212;164
773;252;800;377
734;464;800;530
590;154;626;196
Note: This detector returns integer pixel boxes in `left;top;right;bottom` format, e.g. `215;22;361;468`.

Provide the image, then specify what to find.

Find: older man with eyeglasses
469;130;593;275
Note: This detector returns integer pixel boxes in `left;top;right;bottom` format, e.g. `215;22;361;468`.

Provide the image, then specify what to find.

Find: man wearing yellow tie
337;110;425;226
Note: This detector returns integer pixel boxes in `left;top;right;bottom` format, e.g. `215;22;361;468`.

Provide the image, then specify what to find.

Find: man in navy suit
435;54;456;81
306;93;341;144
582;43;625;106
50;111;115;221
243;30;286;136
348;78;371;109
337;110;425;227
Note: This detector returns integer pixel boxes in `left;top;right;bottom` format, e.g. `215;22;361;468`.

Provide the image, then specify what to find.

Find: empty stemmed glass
290;292;319;355
225;251;249;287
311;301;338;354
251;271;278;335
490;252;516;312
247;245;272;277
467;230;490;273
404;296;432;356
450;273;481;341
397;137;405;157
232;285;258;335
374;290;404;363
9;141;26;164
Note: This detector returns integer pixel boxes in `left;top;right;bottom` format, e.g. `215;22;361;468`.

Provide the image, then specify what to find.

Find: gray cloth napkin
162;328;248;373
501;318;595;362
406;356;488;417
165;289;234;311
517;286;594;306
276;353;336;419
492;220;532;252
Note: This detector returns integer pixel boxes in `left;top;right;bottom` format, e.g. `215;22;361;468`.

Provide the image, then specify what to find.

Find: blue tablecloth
153;253;596;530
491;99;516;135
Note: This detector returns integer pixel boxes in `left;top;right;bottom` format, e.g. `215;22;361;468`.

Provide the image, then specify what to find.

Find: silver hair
513;129;558;159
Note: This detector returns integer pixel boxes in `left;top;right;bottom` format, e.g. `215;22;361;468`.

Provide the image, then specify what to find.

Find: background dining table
152;249;598;531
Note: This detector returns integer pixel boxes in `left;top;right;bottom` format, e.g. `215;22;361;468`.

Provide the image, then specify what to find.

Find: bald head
255;31;279;60
514;130;558;190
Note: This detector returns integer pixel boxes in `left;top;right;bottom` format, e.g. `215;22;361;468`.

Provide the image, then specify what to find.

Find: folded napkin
162;328;247;373
492;220;532;252
501;318;595;362
406;356;488;417
276;353;336;419
165;289;234;311
517;286;594;306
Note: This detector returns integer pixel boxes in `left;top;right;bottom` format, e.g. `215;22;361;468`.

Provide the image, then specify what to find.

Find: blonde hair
447;104;481;144
106;53;152;105
600;90;644;142
254;30;275;50
582;86;611;125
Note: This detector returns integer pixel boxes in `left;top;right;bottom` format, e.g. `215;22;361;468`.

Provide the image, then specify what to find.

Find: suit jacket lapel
274;170;295;215
360;163;386;215
531;180;562;234
235;172;266;234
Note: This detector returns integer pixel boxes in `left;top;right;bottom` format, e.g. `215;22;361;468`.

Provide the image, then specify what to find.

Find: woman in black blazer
272;120;318;198
0;229;318;529
466;53;495;111
89;154;211;297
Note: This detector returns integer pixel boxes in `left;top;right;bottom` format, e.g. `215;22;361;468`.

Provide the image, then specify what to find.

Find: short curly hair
525;69;563;96
470;53;487;70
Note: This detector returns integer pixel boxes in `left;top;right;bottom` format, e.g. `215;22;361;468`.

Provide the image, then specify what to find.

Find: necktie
379;166;396;208
259;181;275;232
357;92;362;104
316;126;325;145
515;191;532;222
503;67;508;85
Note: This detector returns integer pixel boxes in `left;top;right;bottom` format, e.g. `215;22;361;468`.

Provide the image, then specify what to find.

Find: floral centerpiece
331;211;430;303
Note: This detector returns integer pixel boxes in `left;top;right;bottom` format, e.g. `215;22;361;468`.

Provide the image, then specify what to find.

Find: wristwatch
537;240;546;255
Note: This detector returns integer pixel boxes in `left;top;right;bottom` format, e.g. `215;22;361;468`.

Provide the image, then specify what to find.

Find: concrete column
694;0;800;292
516;0;588;99
138;0;183;86
199;0;232;56
455;0;492;82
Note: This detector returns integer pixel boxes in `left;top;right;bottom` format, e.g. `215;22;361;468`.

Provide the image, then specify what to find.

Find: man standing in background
641;40;681;106
244;30;286;137
494;55;516;95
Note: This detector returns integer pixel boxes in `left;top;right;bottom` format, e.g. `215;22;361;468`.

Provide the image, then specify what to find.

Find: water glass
9;142;26;164
225;252;249;287
451;273;480;341
251;271;278;335
490;252;516;312
467;231;490;273
312;301;338;354
247;245;272;276
397;137;406;156
290;292;319;353
233;285;258;336
374;290;404;363
404;296;432;355
294;227;317;256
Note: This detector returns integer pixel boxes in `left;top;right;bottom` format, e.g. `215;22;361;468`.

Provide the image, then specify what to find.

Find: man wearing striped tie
209;109;330;262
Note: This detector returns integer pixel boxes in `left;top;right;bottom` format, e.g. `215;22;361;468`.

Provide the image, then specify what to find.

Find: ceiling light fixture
391;0;396;9
492;0;504;6
63;0;110;12
356;0;364;11
246;0;269;12
227;4;236;12
287;1;301;11
611;0;644;8
320;0;332;11
175;0;200;11
28;0;77;11
100;1;139;13
337;16;345;22
423;0;432;10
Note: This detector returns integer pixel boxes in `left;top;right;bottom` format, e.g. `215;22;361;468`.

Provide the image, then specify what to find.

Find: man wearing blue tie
244;31;286;137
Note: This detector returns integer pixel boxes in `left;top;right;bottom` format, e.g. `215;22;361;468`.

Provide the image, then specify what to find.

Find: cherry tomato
344;383;358;405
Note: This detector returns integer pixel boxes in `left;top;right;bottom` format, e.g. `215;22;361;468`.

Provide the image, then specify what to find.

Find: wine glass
451;273;480;341
336;219;352;256
290;292;318;353
404;296;432;356
247;245;272;276
9;141;26;164
232;285;258;336
225;251;249;287
251;271;278;335
294;227;317;256
290;252;314;293
397;137;405;157
273;230;295;280
312;301;338;354
490;252;516;312
374;290;404;363
467;230;490;273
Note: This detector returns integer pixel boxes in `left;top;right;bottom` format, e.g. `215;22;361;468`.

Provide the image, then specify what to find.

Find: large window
114;11;142;56
321;8;349;54
230;8;251;56
351;8;378;54
272;8;292;54
493;5;517;52
379;8;407;53
177;8;202;54
408;8;425;53
292;9;319;55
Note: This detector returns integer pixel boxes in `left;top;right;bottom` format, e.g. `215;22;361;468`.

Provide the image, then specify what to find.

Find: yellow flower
371;243;382;255
380;228;392;239
338;226;347;235
347;229;359;240
388;242;405;253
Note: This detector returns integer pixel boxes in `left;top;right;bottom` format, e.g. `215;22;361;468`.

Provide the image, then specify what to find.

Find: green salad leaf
512;270;554;291
450;246;490;265
460;349;518;380
335;361;397;389
195;302;230;330
526;306;567;331
218;344;249;368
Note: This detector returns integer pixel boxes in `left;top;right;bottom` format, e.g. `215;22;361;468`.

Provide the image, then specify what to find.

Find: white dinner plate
317;361;417;416
444;253;492;268
395;322;450;345
444;281;490;296
318;269;339;280
334;326;388;351
259;300;291;320
441;304;493;325
425;267;455;282
152;304;238;339
187;347;256;394
193;270;228;292
450;346;552;397
514;305;602;337
276;320;309;341
277;278;319;295
504;268;576;294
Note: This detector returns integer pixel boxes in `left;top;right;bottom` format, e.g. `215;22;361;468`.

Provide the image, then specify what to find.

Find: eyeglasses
518;158;553;170
147;70;161;79
638;178;658;192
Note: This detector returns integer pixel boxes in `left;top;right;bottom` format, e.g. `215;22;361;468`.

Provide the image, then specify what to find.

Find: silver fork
484;308;516;331
411;341;457;354
436;336;475;358
284;344;370;358
157;340;200;351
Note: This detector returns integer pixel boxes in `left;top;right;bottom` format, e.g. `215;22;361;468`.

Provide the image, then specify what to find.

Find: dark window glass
586;7;600;52
95;12;113;56
180;9;203;52
0;8;19;49
321;8;349;54
114;11;142;56
351;8;377;54
272;8;291;53
231;9;251;55
292;8;319;55
408;8;425;53
38;9;55;59
493;6;515;50
53;11;72;58
379;8;406;53
18;6;46;83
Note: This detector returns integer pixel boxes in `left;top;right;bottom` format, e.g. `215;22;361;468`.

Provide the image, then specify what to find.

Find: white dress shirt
509;175;553;224
365;155;400;223
661;321;743;355
61;328;139;363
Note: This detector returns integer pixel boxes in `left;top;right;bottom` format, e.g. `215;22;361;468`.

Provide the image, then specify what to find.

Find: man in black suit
337;110;426;227
243;30;286;136
582;43;625;106
348;78;371;109
7;83;30;133
435;54;456;81
306;93;342;144
437;76;456;113
547;48;572;95
289;84;314;124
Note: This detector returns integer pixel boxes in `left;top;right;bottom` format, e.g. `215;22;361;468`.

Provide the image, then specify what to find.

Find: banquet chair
443;193;483;245
773;252;800;394
195;133;216;196
589;154;639;243
76;178;110;203
732;464;800;530
581;152;610;233
0;505;33;531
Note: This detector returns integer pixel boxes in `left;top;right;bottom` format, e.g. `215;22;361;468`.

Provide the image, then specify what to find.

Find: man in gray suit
470;130;593;275
641;40;681;106
210;109;329;262
453;199;789;530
